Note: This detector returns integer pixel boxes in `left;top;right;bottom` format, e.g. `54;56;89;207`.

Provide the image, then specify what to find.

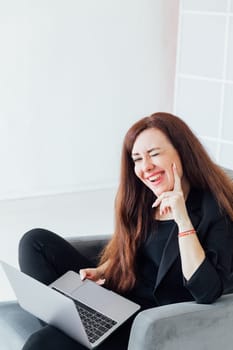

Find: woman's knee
22;326;84;350
22;329;46;350
18;228;56;273
19;228;57;256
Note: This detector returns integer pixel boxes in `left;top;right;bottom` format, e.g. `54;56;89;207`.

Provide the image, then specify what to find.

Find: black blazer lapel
154;188;203;292
154;223;179;290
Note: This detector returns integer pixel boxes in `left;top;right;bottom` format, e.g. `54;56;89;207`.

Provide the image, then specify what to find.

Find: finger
152;192;167;208
160;207;170;217
96;278;106;286
152;191;173;208
173;163;182;191
159;198;171;216
152;198;160;208
152;195;164;208
79;269;86;280
80;269;94;281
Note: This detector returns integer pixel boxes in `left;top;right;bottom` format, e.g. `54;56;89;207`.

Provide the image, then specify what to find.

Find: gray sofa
1;167;233;350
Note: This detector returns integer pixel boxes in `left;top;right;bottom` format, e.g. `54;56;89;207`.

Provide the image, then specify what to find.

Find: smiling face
131;128;185;197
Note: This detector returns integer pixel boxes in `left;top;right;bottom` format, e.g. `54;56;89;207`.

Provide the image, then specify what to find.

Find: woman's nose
142;157;154;172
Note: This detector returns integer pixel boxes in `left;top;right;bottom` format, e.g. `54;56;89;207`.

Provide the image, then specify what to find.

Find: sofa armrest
128;293;233;350
67;234;110;265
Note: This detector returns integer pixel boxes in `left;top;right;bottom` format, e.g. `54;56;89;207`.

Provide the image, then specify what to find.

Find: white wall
0;1;179;300
174;0;233;170
0;0;179;200
0;188;116;301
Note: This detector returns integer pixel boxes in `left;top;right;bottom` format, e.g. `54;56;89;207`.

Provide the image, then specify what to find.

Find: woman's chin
149;184;172;197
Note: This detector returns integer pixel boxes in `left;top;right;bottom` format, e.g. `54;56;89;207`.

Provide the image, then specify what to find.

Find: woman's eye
151;153;159;157
132;158;142;163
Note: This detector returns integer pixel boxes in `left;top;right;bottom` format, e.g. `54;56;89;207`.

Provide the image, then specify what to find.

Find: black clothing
149;188;233;305
19;228;133;350
19;188;233;350
131;220;174;306
18;228;92;286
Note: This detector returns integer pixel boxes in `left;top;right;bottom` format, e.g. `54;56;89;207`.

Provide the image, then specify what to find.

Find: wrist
178;229;196;238
177;219;193;233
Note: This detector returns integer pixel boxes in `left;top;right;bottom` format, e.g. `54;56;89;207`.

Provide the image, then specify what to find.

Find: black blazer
148;188;233;306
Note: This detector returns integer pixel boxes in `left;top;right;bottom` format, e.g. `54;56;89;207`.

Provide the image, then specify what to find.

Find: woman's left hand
152;163;190;227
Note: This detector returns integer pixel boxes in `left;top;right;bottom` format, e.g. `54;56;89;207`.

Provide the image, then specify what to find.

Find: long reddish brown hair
99;112;233;293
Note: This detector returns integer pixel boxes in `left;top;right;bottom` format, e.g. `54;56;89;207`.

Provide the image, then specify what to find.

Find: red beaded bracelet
178;229;196;238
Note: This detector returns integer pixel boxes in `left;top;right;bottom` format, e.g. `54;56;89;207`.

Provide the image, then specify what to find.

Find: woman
19;112;233;350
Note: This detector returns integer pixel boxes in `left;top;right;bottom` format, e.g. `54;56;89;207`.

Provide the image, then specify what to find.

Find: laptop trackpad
73;280;115;309
50;270;83;294
51;270;115;312
72;280;135;321
51;270;138;321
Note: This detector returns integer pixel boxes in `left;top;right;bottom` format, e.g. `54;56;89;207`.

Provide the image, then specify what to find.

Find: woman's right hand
79;267;106;285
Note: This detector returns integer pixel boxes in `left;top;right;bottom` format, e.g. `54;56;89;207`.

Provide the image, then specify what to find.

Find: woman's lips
146;171;165;185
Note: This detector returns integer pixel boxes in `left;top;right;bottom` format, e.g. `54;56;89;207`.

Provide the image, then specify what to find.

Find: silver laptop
1;261;140;349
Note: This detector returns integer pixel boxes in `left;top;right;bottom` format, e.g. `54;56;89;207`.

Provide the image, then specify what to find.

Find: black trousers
18;228;133;350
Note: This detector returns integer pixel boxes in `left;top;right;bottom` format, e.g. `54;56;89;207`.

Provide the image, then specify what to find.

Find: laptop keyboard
52;287;117;343
75;300;117;343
